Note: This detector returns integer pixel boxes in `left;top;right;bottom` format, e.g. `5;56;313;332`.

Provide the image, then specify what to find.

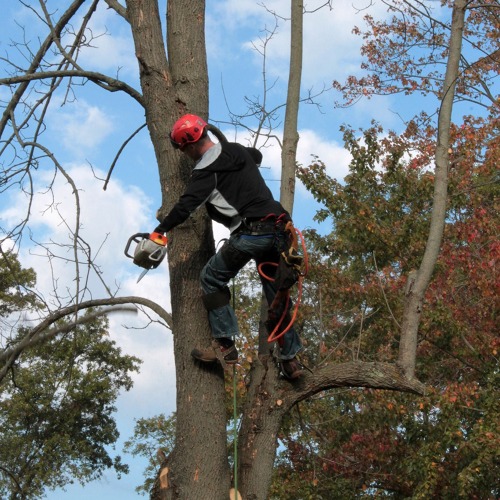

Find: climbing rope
233;364;238;496
231;280;238;496
258;224;308;343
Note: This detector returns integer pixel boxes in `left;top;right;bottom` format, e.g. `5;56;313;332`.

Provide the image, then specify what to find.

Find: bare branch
0;70;143;105
0;0;87;138
104;0;129;21
0;295;173;382
1;305;137;361
103;123;147;190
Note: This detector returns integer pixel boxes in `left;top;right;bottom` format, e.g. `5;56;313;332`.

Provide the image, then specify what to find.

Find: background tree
0;250;38;318
0;253;141;499
289;117;499;497
123;414;176;496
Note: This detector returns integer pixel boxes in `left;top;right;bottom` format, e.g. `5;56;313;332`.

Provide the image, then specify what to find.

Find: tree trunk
398;0;466;378
237;357;283;500
237;5;305;493
126;1;230;498
237;359;426;499
280;0;303;214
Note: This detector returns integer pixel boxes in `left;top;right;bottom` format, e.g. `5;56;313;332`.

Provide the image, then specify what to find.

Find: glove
154;225;167;235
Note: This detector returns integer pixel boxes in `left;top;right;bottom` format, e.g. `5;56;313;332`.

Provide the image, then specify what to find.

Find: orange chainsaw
124;232;168;283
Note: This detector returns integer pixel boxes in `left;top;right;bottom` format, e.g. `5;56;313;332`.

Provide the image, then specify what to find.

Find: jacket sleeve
156;170;216;233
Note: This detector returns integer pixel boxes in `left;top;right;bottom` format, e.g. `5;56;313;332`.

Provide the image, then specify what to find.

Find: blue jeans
200;231;302;361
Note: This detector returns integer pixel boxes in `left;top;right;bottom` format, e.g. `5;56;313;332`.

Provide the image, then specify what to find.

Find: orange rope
257;226;308;343
267;279;303;343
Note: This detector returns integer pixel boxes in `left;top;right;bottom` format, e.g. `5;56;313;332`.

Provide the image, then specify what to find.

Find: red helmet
170;114;207;149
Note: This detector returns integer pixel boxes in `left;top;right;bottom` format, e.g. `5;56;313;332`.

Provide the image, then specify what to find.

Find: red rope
257;226;308;343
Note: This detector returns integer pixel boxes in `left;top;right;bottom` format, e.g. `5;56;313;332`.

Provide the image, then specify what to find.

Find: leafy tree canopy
0;253;142;499
275;117;499;498
0;250;38;317
123;414;176;496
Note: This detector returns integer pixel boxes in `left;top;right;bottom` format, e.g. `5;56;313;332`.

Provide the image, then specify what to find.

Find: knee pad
202;287;231;311
220;241;251;269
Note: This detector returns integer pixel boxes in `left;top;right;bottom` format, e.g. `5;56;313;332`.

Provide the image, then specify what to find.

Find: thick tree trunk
126;1;230;498
398;0;466;379
237;357;283;500
238;359;426;499
166;3;230;497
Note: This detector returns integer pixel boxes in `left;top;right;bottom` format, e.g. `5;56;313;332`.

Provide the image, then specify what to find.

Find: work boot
280;357;304;380
191;339;238;365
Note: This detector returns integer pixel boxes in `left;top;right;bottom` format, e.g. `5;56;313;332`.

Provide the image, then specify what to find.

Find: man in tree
154;114;303;379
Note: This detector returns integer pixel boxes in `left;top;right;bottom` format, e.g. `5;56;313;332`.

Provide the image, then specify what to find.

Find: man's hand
155;208;163;222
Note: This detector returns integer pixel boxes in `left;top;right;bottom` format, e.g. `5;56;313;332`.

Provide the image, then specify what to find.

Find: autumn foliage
267;1;500;494
270;112;499;498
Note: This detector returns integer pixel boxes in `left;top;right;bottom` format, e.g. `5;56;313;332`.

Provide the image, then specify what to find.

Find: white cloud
1;162;175;417
108;313;175;413
47;100;115;155
74;1;139;77
210;0;385;88
298;128;352;181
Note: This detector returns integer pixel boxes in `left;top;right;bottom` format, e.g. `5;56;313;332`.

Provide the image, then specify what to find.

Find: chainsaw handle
149;232;168;246
124;232;150;259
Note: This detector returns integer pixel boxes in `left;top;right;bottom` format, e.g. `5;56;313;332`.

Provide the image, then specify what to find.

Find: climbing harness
257;216;308;344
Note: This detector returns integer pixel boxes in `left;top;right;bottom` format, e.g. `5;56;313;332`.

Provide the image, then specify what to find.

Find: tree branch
0;0;87;138
103;123;147;190
284;361;426;410
0;70;143;105
104;0;129;21
0;296;172;382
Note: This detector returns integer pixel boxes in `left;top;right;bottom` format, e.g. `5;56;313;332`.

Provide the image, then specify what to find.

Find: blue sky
0;0;421;498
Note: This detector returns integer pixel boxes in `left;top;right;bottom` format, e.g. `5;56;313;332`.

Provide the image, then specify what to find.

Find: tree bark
126;1;229;498
237;358;426;499
398;0;466;379
280;0;303;214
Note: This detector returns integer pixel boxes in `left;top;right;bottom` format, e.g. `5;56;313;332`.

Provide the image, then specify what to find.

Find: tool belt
240;213;289;235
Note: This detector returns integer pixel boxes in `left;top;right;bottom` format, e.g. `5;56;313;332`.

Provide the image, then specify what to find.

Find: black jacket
157;142;288;234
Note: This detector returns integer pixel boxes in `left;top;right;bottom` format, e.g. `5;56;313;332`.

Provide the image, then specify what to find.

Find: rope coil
258;224;308;343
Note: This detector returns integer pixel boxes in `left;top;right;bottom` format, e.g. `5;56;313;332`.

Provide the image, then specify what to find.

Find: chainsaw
124;232;168;283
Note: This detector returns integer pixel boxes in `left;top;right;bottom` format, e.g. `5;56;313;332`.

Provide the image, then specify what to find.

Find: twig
373;252;401;329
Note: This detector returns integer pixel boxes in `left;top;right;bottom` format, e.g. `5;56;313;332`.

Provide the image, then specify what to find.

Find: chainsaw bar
136;268;150;283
